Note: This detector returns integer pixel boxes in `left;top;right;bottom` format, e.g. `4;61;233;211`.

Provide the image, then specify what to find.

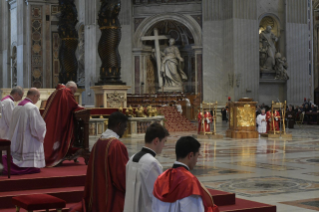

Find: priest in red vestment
266;110;280;133
69;112;129;212
152;136;219;212
198;109;213;134
42;81;82;167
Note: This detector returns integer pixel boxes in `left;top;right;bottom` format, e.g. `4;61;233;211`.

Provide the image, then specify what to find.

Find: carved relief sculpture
97;0;125;85
236;104;255;127
274;53;289;80
107;92;126;108
58;0;79;84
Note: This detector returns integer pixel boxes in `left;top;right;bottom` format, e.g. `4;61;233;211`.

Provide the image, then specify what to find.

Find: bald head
27;88;40;104
10;86;24;101
66;81;77;95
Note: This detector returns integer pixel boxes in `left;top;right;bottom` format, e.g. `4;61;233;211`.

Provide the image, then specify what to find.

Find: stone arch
133;13;202;48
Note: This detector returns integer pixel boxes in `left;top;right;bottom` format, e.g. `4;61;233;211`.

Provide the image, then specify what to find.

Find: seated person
286;105;295;129
3;88;46;175
152;136;219;212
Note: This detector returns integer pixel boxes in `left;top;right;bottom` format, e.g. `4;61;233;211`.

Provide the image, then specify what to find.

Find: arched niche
133;13;202;95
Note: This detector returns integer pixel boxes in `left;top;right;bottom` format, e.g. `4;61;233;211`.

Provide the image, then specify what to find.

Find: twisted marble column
58;0;79;84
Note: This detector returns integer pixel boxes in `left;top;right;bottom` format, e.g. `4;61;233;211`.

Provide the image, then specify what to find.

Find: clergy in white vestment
256;108;267;134
152;136;219;212
9;88;46;170
0;86;24;139
124;123;169;212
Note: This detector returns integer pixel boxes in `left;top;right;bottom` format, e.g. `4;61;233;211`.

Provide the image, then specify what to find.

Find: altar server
152;136;219;212
69;112;129;212
124;123;169;212
256;108;267;133
0;86;24;139
4;88;46;174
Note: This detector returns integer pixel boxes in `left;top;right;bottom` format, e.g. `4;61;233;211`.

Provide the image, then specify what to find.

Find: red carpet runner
157;106;197;132
0;159;276;211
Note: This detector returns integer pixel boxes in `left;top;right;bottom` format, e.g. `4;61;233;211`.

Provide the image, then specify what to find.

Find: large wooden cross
141;28;170;88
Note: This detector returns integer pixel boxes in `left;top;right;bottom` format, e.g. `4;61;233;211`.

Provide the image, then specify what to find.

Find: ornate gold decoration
146;105;158;117
32;43;41;53
230;107;233;127
236;104;255;127
107;92;126;108
126;105;135;117
33;69;42;79
99;26;120;30
136;106;147;117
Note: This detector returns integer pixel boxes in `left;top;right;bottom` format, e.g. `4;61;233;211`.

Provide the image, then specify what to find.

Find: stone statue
274;53;289;80
259;26;278;72
160;38;187;91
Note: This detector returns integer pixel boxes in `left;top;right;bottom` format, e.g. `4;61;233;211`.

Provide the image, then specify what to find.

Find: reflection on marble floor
227;161;303;171
203;176;319;197
89;123;319;211
280;198;319;211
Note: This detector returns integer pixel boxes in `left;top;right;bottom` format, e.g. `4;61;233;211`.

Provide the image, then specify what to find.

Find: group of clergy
0;81;82;174
70;112;219;212
256;105;296;134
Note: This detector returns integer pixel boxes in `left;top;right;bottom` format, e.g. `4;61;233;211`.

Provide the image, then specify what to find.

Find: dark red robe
69;137;129;212
266;110;280;132
198;112;213;134
153;166;219;212
42;84;80;167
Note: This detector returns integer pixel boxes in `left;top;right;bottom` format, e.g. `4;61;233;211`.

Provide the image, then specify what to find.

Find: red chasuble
42;84;80;167
153;166;219;212
69;137;129;212
198;112;213;133
266;110;280;132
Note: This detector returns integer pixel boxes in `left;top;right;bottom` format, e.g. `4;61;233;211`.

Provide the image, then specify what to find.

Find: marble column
16;0;29;88
285;0;310;105
82;0;98;106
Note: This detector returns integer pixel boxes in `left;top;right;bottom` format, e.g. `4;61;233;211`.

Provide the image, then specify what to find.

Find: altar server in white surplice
256;108;267;133
0;86;24;139
124;123;169;212
9;88;46;168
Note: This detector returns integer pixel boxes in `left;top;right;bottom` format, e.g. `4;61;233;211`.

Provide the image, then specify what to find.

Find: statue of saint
160;38;187;91
259;26;278;72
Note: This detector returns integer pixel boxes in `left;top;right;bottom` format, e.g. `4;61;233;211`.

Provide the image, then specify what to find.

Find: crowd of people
0;81;82;175
0;85;219;212
69;113;219;212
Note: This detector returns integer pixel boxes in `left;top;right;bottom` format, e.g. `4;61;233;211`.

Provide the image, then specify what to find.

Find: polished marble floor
93;122;319;211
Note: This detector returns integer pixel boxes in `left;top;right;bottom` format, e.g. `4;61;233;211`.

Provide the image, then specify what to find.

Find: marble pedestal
91;85;131;108
126;116;165;138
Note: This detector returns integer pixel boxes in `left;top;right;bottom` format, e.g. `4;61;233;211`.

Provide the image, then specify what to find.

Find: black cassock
286;110;295;128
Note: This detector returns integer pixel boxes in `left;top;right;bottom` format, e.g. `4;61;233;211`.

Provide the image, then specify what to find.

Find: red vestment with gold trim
153;166;219;212
69;137;129;212
43;84;80;167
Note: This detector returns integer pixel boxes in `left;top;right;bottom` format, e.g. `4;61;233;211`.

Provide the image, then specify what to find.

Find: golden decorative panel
236;104;255;127
230;107;233;127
